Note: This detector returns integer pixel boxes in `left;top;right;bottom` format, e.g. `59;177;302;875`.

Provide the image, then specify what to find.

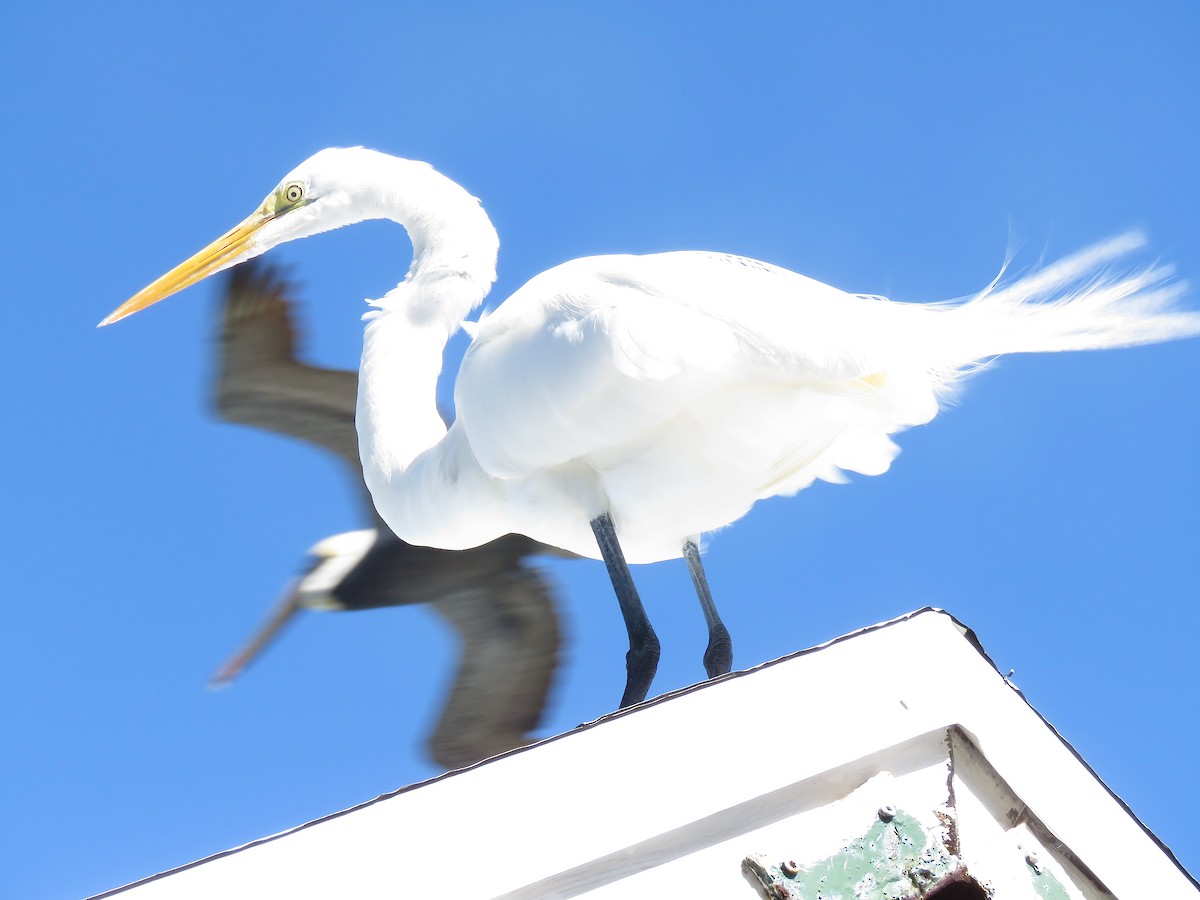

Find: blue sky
5;3;1198;896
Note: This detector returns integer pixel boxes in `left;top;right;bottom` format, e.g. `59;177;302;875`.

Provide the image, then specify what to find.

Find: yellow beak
99;210;272;327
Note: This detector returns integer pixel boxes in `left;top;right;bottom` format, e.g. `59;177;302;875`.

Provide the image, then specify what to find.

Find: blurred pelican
209;261;562;769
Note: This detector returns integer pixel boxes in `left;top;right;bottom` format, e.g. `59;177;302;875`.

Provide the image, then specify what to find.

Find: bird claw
703;624;733;678
620;638;661;708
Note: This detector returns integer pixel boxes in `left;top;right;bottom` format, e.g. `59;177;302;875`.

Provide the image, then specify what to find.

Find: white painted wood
93;610;1196;899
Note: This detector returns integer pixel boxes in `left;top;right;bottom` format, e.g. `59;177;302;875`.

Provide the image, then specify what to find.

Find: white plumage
369;231;1189;564
102;147;1199;706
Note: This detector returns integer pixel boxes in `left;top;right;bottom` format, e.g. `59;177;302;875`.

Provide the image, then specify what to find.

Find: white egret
208;261;562;767
102;147;1199;708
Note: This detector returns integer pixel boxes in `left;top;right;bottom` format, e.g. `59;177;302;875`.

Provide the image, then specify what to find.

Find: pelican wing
214;262;563;766
339;533;561;769
427;564;561;769
215;260;361;471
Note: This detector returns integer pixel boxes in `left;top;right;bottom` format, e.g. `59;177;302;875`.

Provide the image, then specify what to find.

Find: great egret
208;261;562;768
102;147;1199;708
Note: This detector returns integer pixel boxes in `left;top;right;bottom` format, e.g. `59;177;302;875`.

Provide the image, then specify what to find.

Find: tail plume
935;232;1196;372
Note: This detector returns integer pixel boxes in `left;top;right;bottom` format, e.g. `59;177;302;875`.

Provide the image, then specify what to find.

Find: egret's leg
590;512;660;708
682;539;733;678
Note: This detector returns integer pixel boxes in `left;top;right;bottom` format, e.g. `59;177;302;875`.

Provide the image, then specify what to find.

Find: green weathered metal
1026;853;1071;900
742;808;980;899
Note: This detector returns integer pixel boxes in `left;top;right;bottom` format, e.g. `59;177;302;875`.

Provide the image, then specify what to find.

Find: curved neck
351;152;500;479
361;153;499;330
357;309;451;485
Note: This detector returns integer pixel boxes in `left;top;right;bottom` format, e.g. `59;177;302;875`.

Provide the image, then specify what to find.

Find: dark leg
590;512;660;708
683;539;733;678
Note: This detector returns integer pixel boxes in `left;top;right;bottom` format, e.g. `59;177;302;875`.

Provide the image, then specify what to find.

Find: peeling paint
743;809;982;899
1027;854;1072;900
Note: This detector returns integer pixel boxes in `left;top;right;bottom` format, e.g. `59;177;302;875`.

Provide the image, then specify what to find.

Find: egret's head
98;148;381;327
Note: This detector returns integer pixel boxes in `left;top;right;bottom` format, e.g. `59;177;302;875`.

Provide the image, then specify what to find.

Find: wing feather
215;261;361;472
458;252;927;479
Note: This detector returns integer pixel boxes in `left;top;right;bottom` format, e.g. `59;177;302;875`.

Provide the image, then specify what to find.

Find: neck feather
357;309;452;485
361;153;499;330
334;151;497;494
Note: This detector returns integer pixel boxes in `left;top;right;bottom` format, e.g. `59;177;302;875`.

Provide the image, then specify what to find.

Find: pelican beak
99;209;273;327
207;579;303;689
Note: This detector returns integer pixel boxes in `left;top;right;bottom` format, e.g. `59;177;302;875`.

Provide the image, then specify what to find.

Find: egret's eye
283;182;304;204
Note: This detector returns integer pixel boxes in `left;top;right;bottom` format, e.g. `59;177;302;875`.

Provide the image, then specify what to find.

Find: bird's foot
619;635;661;708
703;624;733;678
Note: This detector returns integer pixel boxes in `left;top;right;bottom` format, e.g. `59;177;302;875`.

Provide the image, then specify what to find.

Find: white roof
93;608;1197;899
